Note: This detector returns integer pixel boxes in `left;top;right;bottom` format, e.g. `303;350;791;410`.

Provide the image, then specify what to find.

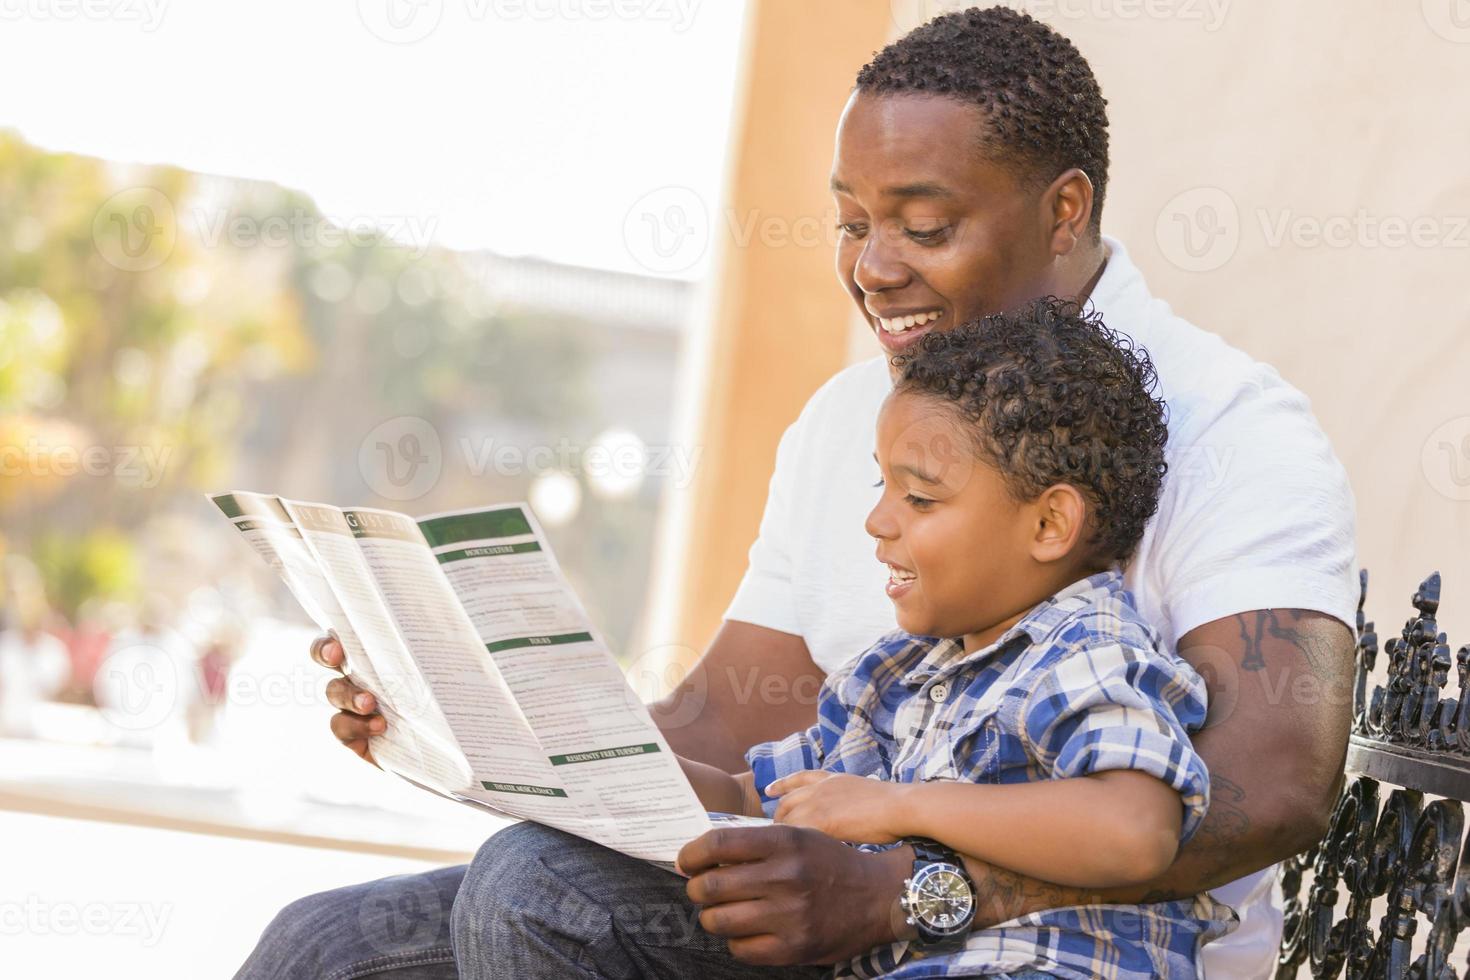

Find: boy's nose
865;498;896;541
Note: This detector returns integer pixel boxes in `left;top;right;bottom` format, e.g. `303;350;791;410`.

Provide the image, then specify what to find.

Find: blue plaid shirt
745;568;1237;980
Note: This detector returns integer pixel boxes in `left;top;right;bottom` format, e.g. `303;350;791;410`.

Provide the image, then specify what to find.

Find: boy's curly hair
893;297;1168;564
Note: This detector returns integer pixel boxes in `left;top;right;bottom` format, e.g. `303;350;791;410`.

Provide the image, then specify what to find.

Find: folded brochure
211;491;767;867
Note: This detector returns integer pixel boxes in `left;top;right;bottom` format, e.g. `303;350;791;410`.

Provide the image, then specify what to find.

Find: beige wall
936;1;1470;642
650;0;1470;666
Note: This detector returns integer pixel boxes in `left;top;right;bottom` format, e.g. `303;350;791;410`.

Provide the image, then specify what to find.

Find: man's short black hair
855;6;1110;237
893;297;1167;564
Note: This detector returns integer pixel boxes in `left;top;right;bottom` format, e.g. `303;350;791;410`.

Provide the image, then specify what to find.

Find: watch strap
899;837;975;951
907;838;960;868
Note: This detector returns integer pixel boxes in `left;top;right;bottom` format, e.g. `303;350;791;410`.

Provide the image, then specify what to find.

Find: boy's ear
1028;483;1089;563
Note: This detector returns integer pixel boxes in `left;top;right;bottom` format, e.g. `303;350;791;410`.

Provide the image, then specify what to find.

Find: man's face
832;91;1061;364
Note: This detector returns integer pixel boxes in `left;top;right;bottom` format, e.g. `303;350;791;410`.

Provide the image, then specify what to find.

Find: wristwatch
898;838;976;953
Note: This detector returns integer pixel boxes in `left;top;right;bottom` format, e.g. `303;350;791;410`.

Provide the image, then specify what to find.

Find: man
239;8;1356;978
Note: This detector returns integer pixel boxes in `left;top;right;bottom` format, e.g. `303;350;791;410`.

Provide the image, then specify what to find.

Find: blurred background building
1;0;1467;975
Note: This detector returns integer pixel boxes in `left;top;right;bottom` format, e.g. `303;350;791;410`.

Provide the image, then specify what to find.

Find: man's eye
905;226;951;244
872;477;885;488
838;222;869;239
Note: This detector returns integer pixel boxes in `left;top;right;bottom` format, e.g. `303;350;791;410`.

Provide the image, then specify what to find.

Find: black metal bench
1276;570;1470;978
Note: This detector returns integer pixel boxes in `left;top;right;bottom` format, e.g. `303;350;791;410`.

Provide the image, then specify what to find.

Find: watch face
907;864;974;935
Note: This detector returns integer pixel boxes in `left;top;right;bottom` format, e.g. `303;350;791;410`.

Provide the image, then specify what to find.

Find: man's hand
309;633;385;766
769;771;905;844
678;825;913;966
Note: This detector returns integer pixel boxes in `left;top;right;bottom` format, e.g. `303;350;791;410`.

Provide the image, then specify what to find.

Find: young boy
678;297;1237;979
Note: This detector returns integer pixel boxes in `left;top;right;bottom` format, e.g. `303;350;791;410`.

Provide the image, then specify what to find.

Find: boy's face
867;390;1038;647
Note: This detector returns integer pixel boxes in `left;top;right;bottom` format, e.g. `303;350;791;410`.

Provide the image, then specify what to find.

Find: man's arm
678;757;765;818
682;607;1356;964
934;608;1355;925
650;619;824;772
1135;608;1356;893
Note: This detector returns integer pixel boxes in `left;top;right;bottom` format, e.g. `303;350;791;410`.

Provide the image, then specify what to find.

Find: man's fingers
725;932;798;967
685;860;784;907
678;826;791;875
696;899;780;940
329;709;384;745
325;676;375;714
310;633;345;670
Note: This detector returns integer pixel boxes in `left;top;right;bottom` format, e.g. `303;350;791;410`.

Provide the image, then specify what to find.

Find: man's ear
1029;483;1089;563
1042;167;1095;257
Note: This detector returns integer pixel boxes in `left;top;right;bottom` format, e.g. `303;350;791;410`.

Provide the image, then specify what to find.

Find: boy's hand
768;770;907;844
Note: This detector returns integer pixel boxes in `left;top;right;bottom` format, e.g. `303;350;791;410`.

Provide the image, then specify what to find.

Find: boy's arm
679;756;766;818
774;637;1213;887
770;768;1182;888
903;771;1182;887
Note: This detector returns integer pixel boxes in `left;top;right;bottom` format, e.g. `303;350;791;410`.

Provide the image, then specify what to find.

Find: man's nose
852;225;909;296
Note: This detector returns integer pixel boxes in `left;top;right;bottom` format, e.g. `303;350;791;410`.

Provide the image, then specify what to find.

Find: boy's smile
868;386;1099;654
868;389;1033;650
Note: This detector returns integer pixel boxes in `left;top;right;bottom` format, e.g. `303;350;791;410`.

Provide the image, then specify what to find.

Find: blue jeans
232;862;463;979
234;821;825;979
233;820;1060;979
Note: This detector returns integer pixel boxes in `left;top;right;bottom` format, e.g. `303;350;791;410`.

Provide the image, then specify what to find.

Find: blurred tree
0;133;311;618
0;131;617;638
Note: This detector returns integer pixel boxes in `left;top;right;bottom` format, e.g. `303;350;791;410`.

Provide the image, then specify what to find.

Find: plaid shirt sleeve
1020;641;1212;843
744;662;860;819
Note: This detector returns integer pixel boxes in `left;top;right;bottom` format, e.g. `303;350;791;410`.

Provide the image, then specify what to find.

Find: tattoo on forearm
966;776;1253;914
969;862;1086;926
1182;774;1253;888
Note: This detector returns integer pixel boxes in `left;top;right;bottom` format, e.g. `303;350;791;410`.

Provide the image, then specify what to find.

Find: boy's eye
839;222;869;239
873;477;933;508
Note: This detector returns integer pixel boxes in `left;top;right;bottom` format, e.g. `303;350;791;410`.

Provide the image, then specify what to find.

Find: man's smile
866;306;947;353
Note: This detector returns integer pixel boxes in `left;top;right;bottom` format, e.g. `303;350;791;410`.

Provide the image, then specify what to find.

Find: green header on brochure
235;519;302;538
550;743;661;766
480;781;569;798
435;541;542;564
484;631;593;655
419;507;533;549
214;493;246;519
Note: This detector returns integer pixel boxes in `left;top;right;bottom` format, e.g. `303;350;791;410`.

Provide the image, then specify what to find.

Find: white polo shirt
724;235;1358;979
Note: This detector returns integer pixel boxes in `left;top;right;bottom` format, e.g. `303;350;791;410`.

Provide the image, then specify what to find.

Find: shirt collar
1086;235;1153;348
900;565;1127;687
